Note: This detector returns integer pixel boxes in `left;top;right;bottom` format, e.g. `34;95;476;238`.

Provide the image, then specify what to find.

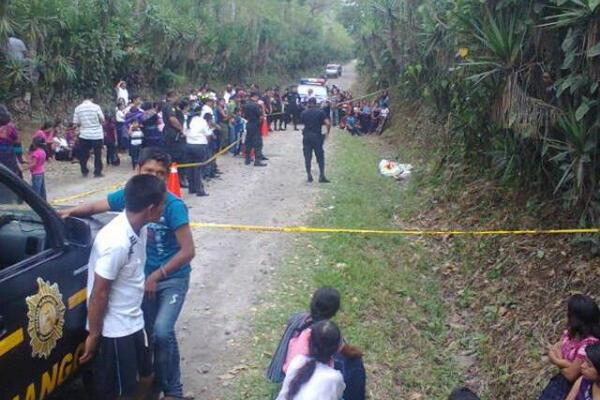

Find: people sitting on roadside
345;112;361;136
564;343;600;400
275;320;346;400
267;287;366;400
539;294;600;400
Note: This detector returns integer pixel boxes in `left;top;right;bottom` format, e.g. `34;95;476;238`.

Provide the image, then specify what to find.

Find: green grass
223;133;474;399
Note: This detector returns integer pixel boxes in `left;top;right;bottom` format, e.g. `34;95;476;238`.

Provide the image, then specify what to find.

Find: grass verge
222;132;477;399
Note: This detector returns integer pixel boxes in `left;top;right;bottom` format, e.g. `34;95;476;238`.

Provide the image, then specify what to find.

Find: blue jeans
143;276;189;397
31;174;46;200
331;108;339;126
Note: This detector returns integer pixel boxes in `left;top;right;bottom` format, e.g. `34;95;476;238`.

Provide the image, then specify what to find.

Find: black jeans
78;138;103;176
105;142;118;166
245;122;263;162
287;108;300;128
185;144;208;194
302;134;325;177
166;138;187;183
129;144;141;169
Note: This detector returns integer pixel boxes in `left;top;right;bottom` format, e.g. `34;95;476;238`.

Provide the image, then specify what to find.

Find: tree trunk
386;8;402;72
135;0;146;15
365;35;383;72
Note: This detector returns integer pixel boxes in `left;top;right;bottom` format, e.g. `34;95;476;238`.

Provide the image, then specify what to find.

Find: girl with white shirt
276;320;345;400
184;104;212;197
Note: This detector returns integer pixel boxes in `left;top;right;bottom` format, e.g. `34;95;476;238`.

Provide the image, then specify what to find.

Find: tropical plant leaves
587;41;600;58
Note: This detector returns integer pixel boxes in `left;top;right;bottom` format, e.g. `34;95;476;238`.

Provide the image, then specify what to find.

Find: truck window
0;180;48;270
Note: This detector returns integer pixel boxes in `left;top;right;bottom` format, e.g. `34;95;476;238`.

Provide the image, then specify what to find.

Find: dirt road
47;61;357;399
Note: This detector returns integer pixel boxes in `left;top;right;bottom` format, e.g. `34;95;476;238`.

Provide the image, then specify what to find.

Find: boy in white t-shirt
80;174;166;400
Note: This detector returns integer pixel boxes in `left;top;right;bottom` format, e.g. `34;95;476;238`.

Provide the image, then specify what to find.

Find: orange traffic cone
261;119;269;137
167;163;182;198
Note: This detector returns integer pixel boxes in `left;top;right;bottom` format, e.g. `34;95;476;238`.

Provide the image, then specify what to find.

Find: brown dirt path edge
45;62;357;399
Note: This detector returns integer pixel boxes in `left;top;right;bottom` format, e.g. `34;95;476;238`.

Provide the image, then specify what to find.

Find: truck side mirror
64;217;92;247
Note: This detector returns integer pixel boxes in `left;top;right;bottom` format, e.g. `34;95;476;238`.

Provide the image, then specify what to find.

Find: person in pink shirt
268;287;366;400
33;121;54;158
539;294;600;399
28;137;47;199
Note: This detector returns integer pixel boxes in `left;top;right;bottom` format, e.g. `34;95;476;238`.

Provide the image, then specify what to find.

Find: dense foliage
0;0;352;103
341;0;600;226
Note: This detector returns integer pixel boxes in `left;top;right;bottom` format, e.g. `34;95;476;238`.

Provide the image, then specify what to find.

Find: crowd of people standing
0;78;392;203
0;79;402;400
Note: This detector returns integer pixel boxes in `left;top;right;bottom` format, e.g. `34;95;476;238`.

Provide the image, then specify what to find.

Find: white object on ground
378;159;413;180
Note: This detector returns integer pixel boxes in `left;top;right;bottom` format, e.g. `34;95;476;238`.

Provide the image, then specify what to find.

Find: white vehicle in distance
298;84;328;105
326;64;341;78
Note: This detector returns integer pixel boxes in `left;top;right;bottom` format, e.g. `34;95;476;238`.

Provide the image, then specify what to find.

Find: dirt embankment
385;100;600;399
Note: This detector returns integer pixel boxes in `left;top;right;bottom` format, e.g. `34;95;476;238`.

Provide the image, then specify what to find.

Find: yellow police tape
188;222;600;236
50;140;242;203
177;139;241;169
50;182;124;205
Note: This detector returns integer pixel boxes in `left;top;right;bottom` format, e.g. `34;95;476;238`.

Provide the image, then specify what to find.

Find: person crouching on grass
539;294;600;400
80;174;166;400
276;320;345;400
61;147;196;400
565;343;600;399
267;287;366;400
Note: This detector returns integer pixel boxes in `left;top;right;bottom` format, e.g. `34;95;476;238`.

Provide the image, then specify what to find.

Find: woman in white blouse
183;104;212;197
277;320;345;400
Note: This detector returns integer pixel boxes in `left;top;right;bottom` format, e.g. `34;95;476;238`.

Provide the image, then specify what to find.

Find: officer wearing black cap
300;97;331;182
242;91;267;167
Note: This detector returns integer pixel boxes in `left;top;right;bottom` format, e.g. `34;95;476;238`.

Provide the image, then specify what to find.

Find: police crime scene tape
50;182;125;205
49;118;600;236
189;222;600;236
50;140;241;204
177;139;241;169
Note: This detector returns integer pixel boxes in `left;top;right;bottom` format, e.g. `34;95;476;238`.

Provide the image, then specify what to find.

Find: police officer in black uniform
162;90;188;185
286;85;301;131
242;92;267;167
300;97;331;182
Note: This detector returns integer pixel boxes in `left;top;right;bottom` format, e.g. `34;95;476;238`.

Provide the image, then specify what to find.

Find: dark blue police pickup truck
0;164;111;400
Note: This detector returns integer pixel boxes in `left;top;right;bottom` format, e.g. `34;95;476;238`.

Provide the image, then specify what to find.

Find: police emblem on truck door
25;278;66;358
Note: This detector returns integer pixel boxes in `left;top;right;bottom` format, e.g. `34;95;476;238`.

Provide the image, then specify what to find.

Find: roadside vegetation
340;0;600;229
331;1;600;397
0;0;352;108
223;99;600;399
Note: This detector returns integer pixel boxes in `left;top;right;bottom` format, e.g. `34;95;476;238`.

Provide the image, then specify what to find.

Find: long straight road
178;61;357;399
